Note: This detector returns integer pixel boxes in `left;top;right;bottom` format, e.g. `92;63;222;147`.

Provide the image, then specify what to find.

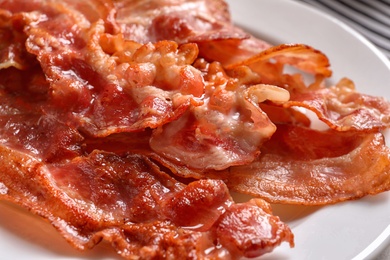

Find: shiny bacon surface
0;0;389;259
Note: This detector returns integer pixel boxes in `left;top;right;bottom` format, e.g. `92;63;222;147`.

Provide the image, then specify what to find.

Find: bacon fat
0;0;390;259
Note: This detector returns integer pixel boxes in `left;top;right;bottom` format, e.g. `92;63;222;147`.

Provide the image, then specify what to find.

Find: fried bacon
284;77;390;131
114;0;271;65
225;124;390;205
0;0;295;258
0;142;294;259
0;0;390;259
20;4;201;136
9;0;285;170
150;60;290;170
114;0;237;43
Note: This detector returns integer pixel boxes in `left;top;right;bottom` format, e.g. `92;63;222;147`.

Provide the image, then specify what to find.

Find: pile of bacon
1;0;389;259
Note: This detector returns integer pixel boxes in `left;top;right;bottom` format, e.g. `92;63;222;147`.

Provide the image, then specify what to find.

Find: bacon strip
150;61;290;170
114;0;238;43
6;1;202;138
225;124;390;205
227;44;390;132
114;0;271;65
226;44;332;78
0;146;294;259
284;78;390;131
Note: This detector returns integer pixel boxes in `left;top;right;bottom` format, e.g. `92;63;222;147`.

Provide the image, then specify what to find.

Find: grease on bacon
0;0;390;259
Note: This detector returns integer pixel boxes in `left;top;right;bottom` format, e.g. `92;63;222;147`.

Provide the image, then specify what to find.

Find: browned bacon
4;0;281;170
1;0;390;259
227;44;390;132
150;60;290;170
0;0;295;259
284;77;390;132
10;0;202;137
226;124;390;205
0;145;294;259
114;0;236;43
114;0;271;65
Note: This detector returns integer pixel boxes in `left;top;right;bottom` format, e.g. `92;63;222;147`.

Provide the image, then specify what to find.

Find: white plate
1;0;390;259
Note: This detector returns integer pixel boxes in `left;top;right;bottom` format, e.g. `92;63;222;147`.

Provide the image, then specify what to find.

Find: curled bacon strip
226;44;332;78
227;44;390;132
284;78;390;131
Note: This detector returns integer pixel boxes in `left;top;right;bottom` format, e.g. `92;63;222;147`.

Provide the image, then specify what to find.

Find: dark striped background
298;0;390;59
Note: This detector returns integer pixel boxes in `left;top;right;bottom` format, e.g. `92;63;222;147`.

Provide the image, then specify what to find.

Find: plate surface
1;0;390;259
